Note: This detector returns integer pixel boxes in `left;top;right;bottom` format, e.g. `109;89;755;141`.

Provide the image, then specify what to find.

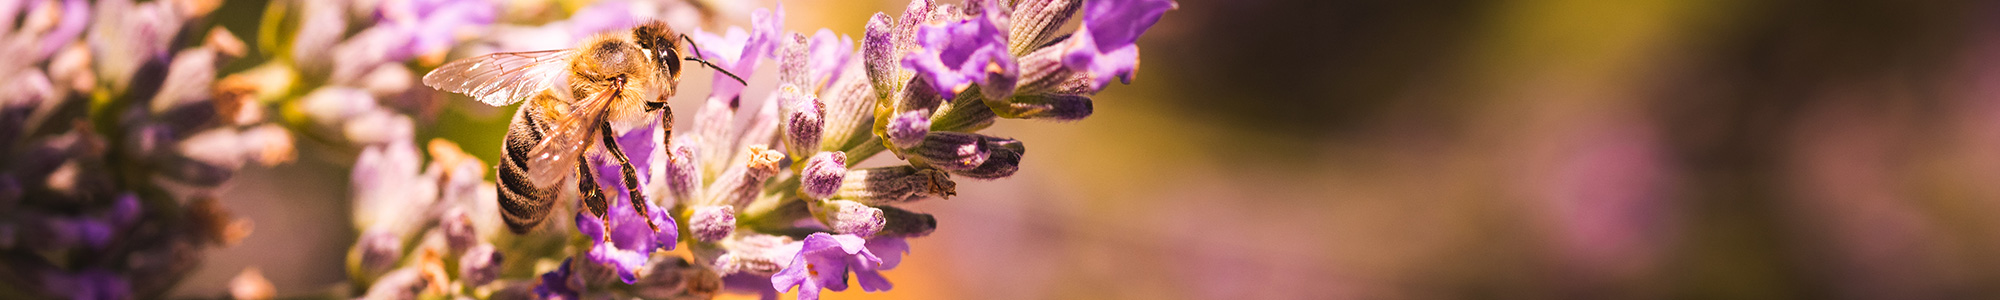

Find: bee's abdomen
496;104;558;233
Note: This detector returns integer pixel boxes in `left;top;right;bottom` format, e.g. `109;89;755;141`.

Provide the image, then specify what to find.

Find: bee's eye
662;50;683;75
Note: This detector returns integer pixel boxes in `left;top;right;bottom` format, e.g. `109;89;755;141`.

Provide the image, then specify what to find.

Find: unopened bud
459;243;503;287
801;151;848;199
910;132;990;171
821;200;885;237
784;90;824;155
440;208;475;254
837;166;957;204
663;138;700;201
989;94;1092;121
878;206;938;238
949;137;1024;179
886;110;930;150
689;205;736;243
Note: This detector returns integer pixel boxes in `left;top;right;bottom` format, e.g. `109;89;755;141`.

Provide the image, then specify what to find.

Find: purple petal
866;236;911;270
575;211;607;244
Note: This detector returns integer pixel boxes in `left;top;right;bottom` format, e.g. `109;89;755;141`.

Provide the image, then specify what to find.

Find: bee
421;21;745;234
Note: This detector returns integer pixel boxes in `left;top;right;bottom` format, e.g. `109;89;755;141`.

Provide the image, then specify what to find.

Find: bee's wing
422;49;576;106
523;86;621;187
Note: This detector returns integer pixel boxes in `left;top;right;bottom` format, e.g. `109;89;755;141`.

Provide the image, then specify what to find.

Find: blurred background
163;0;2000;298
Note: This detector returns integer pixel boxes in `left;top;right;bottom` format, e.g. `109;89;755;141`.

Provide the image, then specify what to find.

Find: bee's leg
576;155;613;240
655;102;674;147
598;121;660;232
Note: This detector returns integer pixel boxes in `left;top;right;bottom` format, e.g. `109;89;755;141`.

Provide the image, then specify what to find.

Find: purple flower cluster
319;0;1170;299
0;0;294;298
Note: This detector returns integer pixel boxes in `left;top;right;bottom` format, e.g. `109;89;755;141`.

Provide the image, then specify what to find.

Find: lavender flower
902;1;1017;101
534;258;581;300
1061;0;1176;90
575;198;678;284
772;233;891;300
691;4;784;102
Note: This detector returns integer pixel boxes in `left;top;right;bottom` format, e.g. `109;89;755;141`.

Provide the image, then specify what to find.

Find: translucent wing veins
422;49;575;106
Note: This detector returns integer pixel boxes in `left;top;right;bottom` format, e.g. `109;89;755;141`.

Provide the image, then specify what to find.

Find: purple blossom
807;29;856;91
574;197;677;284
692;4;785;102
1062;0;1175;90
534;258;581;300
901;7;1016;101
576;123;677;282
771;233;891;300
865;236;910;270
378;0;498;59
36;0;88;60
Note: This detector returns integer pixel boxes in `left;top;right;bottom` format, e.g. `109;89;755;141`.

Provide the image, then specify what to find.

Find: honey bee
421;21;744;234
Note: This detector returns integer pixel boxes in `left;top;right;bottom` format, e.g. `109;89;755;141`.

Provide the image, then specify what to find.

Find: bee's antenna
681;34;749;86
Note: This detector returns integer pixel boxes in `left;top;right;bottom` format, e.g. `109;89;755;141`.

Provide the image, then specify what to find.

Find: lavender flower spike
1063;0;1177;90
902;3;1018;101
772;233;890;300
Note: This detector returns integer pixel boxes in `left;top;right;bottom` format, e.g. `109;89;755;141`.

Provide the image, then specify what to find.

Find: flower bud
886;110;930;150
863;13;898;100
932;95;998;132
708;146;785;207
989;94;1093;121
150;48;217;114
360;268;427;300
801;151;848;199
343;109;414;145
950;137;1025;179
459;243;503;287
878;206;938;238
778;33;811;90
663;137;701;201
820;64;879;151
820;200;885;237
689;205;736;243
910;132;990;171
356;230;402;276
837;166;957;204
784;89;824;155
1009;0;1083;56
712;234;797;275
300;87;378;126
634;256;721;299
439;208;475;254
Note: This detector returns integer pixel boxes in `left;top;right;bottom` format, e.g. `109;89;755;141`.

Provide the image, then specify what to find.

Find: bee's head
633;21;684;83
